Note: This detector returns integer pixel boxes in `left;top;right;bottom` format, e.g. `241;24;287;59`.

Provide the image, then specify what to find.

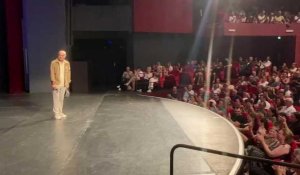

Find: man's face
58;51;66;61
234;108;242;115
172;86;177;92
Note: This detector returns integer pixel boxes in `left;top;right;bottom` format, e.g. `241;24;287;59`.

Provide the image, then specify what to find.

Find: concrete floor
0;92;243;175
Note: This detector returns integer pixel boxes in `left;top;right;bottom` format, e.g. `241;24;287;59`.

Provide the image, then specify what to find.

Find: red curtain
5;0;24;93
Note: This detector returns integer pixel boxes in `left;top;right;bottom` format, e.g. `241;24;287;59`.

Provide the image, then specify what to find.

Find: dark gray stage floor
0;93;243;175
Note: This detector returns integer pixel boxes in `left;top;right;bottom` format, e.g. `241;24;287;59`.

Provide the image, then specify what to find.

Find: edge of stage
140;94;244;175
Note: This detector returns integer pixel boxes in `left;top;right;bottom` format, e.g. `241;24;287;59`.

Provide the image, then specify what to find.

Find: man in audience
183;84;195;103
167;86;180;100
228;107;250;132
287;112;300;135
118;66;133;91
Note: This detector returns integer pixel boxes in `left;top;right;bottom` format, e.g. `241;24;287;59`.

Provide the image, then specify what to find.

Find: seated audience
225;9;300;24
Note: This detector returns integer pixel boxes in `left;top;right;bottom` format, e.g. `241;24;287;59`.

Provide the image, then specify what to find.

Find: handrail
170;144;300;175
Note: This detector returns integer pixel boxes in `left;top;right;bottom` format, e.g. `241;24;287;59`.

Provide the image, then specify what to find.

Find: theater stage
0;92;243;175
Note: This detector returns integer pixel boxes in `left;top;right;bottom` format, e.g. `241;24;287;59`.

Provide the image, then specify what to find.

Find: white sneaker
147;89;152;93
54;115;62;120
137;89;142;93
60;113;67;118
116;85;120;88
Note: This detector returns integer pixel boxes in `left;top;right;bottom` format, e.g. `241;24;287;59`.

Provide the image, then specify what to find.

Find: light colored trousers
52;87;66;117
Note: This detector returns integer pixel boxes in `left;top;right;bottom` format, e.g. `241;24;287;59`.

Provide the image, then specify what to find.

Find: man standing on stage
50;50;71;120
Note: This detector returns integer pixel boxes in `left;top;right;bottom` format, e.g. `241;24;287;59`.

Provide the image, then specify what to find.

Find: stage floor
0;92;243;175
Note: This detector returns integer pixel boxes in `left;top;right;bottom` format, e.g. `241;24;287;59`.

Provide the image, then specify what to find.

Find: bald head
57;50;67;62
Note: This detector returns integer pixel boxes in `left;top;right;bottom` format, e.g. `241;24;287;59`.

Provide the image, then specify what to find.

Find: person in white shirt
256;94;271;110
279;97;297;117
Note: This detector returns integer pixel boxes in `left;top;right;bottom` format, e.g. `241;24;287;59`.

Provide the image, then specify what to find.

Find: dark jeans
249;161;274;175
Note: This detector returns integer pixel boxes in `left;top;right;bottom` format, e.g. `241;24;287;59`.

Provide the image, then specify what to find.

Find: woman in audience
255;126;293;159
248;118;293;175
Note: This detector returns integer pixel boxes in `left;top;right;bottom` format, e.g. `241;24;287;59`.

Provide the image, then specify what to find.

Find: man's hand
233;121;241;127
51;84;58;90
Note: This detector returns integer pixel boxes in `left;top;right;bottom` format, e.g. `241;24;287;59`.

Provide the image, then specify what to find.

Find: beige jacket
50;59;71;88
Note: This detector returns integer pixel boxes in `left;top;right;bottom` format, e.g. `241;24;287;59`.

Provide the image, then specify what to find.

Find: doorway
72;38;127;91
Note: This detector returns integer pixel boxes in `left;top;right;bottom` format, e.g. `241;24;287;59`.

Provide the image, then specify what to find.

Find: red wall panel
224;23;300;36
295;36;300;66
134;0;193;33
